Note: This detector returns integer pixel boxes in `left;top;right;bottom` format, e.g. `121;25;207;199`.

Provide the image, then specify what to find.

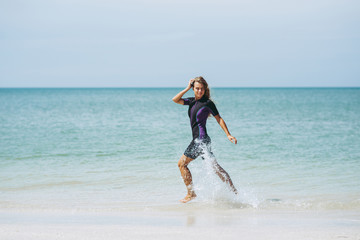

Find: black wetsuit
182;96;219;159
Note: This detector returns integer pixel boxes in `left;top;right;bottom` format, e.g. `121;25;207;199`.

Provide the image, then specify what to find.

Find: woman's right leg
178;154;196;203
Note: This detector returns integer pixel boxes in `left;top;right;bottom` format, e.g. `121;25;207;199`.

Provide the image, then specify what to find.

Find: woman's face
193;82;205;100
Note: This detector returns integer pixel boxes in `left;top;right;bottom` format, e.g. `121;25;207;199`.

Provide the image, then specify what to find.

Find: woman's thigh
178;154;194;167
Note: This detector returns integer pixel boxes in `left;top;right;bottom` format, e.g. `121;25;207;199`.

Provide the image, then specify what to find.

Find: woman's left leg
211;160;238;194
202;136;238;194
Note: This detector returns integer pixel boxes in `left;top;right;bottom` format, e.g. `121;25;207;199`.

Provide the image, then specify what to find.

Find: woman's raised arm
172;79;194;105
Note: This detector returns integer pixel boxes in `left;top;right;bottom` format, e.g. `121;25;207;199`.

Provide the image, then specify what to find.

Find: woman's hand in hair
187;79;195;90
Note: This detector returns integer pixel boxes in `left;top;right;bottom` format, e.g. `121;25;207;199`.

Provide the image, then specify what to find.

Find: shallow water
0;88;359;212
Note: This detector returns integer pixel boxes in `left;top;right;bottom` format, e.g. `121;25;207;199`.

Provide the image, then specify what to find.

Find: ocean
1;88;359;213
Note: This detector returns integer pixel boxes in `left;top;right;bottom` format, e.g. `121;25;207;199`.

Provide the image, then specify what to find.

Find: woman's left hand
228;135;237;144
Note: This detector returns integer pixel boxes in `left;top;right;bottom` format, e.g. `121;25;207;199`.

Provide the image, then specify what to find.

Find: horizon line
1;86;359;89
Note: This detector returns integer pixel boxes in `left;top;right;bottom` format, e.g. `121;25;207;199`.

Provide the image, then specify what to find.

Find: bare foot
180;193;196;203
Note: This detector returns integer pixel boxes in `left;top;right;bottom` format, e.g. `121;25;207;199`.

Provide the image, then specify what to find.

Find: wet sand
1;209;359;240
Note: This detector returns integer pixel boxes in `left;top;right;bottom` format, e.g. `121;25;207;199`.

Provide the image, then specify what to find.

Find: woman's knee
178;155;191;168
211;161;221;170
178;159;183;168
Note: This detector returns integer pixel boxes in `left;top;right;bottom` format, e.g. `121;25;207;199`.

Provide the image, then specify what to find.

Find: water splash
189;142;260;209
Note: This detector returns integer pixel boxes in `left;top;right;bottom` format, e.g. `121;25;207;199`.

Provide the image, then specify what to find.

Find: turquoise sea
0;88;359;212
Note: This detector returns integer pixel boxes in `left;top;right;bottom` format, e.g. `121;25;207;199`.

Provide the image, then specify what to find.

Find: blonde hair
193;76;210;99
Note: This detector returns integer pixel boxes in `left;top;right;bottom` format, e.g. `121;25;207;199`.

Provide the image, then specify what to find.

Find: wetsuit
182;96;219;159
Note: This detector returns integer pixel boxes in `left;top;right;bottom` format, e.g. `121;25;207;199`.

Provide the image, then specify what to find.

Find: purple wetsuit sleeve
208;100;219;116
182;98;191;105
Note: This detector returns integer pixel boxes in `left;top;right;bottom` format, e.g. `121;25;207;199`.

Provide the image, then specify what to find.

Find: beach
1;208;360;240
1;88;359;239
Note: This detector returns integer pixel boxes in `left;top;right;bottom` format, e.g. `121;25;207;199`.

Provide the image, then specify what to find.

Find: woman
172;77;238;203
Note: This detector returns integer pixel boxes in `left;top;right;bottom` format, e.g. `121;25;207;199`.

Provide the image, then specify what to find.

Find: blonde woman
172;77;238;203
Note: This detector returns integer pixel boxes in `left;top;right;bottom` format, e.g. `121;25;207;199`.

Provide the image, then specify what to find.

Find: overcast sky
1;0;359;87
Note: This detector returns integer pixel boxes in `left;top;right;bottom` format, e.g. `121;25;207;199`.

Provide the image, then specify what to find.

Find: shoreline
1;208;359;240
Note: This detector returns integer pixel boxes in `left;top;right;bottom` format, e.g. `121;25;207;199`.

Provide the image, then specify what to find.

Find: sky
0;0;359;87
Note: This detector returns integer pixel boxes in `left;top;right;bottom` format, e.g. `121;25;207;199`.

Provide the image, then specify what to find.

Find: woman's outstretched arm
172;79;194;105
214;115;237;144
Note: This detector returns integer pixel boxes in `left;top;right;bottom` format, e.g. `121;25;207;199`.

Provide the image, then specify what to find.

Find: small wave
95;153;117;157
254;197;360;211
14;155;43;161
1;181;84;191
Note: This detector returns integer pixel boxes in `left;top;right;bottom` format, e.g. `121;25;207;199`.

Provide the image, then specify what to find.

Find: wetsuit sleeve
182;97;193;106
208;100;219;116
